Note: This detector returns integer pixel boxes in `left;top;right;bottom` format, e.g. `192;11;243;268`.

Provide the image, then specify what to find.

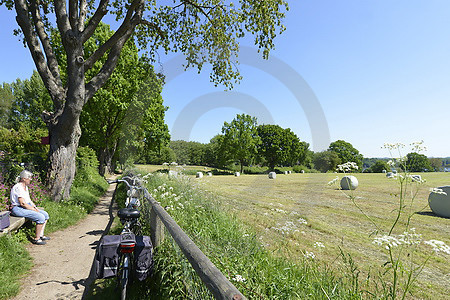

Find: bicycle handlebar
107;176;145;190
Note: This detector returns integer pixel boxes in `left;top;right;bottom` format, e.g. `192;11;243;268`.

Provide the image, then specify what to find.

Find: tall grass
0;234;32;299
137;172;363;299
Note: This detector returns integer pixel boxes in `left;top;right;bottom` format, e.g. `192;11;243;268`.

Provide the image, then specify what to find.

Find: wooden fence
140;188;247;300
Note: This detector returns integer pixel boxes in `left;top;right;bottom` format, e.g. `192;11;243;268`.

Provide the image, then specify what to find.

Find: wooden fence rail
142;189;247;300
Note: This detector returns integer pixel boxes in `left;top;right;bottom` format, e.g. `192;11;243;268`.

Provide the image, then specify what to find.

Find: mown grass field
189;172;450;299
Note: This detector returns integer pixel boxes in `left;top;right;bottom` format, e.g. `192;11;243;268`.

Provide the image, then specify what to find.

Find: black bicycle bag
95;235;121;279
134;235;153;281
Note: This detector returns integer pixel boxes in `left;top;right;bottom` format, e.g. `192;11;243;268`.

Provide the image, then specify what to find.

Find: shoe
40;236;51;241
32;238;46;245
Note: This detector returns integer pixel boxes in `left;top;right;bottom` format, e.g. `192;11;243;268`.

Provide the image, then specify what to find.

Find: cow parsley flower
232;274;246;282
304;251;315;259
313;242;325;248
424;240;450;255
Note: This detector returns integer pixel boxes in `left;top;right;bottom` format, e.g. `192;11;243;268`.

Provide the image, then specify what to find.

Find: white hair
17;170;33;182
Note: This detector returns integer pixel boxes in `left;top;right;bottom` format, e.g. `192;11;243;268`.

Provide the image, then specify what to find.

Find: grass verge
0;167;108;299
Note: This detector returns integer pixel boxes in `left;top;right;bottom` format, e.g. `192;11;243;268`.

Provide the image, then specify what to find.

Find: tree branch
139;19;166;40
28;1;63;90
68;0;79;31
80;0;109;44
78;0;88;32
54;0;72;42
85;0;144;101
14;0;65;114
84;0;143;71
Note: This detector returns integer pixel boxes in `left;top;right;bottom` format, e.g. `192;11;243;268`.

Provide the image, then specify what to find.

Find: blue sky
1;1;450;158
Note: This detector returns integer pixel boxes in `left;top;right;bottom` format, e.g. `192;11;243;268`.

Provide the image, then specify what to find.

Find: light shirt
10;182;32;207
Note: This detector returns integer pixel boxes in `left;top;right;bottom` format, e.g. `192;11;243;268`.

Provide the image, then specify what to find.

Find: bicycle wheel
118;254;130;300
120;266;129;300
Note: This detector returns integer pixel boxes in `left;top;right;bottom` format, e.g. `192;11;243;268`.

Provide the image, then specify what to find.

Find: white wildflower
298;218;308;225
430;188;447;195
383;143;405;150
410;140;427;153
304;251;315;259
328;176;339;186
337;162;358;172
424;240;450;255
232;274;246;282
398;228;422;245
387;160;395;167
313;242;325;248
373;235;402;249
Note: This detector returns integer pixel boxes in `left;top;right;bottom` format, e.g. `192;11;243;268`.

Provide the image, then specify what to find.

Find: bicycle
108;175;146;300
117;207;140;300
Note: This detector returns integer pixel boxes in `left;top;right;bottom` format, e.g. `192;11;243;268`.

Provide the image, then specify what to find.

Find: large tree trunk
47;119;81;201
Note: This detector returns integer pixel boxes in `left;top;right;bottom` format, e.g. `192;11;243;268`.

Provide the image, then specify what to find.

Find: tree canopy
313;150;340;173
405;152;432;172
221;114;260;173
1;0;288;200
257;124;307;170
328;140;363;171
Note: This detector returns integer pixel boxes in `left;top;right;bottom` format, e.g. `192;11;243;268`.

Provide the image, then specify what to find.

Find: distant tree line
156;113;445;174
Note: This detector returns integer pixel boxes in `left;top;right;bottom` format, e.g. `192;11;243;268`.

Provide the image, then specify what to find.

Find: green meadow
190;172;450;298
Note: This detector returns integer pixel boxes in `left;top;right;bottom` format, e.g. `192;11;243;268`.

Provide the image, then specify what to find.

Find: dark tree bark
13;0;145;200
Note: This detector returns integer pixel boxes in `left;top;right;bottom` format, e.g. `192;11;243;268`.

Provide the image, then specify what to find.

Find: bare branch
80;0;109;44
85;1;144;100
29;1;63;89
14;0;65;112
54;0;72;40
84;0;143;71
84;34;130;101
78;0;88;32
68;0;79;31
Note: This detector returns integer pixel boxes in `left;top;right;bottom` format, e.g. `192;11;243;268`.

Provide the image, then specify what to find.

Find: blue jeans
11;206;49;224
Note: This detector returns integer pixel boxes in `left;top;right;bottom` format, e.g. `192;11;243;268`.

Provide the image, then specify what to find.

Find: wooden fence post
150;206;164;247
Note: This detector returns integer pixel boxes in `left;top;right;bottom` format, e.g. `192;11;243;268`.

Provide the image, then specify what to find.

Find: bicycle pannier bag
95;235;121;279
0;211;10;231
134;235;153;281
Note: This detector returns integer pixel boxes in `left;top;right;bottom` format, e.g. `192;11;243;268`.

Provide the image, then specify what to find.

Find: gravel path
11;182;117;300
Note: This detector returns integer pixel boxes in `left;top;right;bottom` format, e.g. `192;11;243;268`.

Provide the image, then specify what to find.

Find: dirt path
11;182;118;300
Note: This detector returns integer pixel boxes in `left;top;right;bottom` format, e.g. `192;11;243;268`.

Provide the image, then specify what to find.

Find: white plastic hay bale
301;170;305;174
284;171;288;175
340;175;358;190
428;186;450;218
268;172;276;179
288;171;292;174
207;172;212;177
196;172;203;178
382;170;387;173
234;172;240;177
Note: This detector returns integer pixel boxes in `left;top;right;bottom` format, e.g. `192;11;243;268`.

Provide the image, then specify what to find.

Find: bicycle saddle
118;208;140;219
